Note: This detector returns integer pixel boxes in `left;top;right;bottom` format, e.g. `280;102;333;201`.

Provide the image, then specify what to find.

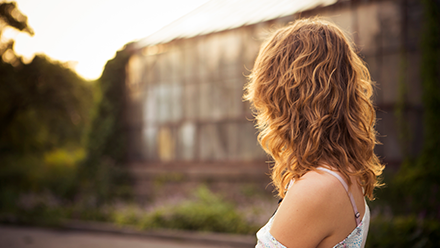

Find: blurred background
0;0;439;247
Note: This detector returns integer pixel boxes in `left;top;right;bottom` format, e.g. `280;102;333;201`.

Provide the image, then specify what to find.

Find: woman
244;18;384;248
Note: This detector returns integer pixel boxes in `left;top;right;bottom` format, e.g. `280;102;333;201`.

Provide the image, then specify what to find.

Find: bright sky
7;0;210;80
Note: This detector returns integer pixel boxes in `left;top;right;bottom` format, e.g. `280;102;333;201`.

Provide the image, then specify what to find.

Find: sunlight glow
12;0;211;80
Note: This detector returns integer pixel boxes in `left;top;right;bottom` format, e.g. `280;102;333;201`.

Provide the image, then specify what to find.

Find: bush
367;215;440;248
42;148;84;197
113;186;259;234
0;192;69;227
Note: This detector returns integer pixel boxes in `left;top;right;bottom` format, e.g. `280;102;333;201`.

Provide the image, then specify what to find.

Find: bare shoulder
270;170;347;248
281;170;346;212
294;170;343;196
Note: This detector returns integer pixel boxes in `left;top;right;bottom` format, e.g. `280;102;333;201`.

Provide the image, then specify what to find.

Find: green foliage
159;186;256;233
0;55;94;200
367;1;440;246
80;47;133;203
0;191;69;227
1;56;93;152
367;215;440;248
394;51;411;155
0;148;85;205
391;0;440;219
1;186;258;235
41;149;85;197
0;1;94;217
114;186;259;234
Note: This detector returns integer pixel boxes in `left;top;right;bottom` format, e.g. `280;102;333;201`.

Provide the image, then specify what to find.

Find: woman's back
257;167;370;248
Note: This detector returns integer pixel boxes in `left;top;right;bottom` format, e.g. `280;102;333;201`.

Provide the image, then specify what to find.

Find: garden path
0;225;237;248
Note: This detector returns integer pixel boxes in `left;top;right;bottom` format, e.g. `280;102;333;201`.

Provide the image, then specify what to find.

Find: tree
0;1;94;199
80;45;133;203
0;1;34;64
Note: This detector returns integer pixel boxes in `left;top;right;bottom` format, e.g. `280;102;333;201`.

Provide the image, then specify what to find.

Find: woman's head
244;17;384;199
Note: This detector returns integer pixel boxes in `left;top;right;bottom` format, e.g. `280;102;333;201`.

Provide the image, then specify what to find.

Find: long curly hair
244;18;384;200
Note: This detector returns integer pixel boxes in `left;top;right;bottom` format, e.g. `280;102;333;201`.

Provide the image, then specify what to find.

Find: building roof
136;0;338;48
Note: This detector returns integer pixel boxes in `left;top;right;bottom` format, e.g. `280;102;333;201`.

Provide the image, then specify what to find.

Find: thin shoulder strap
316;167;361;226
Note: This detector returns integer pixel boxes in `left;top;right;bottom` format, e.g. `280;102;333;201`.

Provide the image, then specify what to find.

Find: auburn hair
244;18;384;200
